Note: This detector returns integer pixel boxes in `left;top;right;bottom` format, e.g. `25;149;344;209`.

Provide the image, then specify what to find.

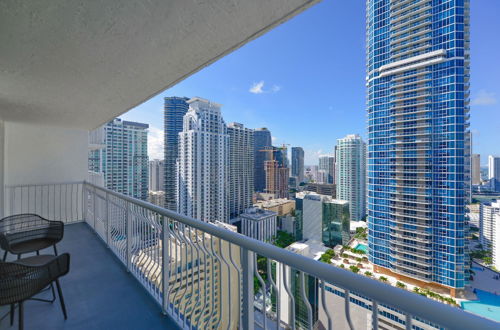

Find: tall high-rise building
479;200;500;248
102;118;149;200
291;147;305;183
227;122;254;218
488;155;500;181
164;96;189;210
367;0;470;296
335;134;366;222
177;97;229;222
254;128;272;192
318;155;335;184
149;159;164;192
471;154;481;185
264;146;290;198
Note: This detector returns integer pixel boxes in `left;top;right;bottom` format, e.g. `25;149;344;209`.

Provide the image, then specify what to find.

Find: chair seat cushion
10;238;58;255
14;255;57;267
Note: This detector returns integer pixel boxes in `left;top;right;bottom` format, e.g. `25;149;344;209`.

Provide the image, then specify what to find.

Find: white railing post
241;248;255;329
93;186;97;229
161;215;169;315
105;191;110;246
126;201;132;272
82;184;87;223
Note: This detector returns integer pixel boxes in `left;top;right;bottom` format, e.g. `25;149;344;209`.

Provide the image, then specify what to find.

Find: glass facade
164;96;189;211
254;128;272;192
367;0;470;289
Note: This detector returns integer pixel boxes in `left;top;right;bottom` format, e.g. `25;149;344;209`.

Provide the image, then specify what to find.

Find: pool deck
470;261;500;294
0;222;179;330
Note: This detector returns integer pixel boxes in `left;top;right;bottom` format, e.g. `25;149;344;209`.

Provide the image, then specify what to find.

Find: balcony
1;182;498;330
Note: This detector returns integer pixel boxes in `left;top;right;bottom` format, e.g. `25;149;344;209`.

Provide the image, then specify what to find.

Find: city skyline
121;0;500;165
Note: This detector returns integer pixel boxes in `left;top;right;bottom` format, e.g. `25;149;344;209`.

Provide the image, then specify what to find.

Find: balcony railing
3;181;498;329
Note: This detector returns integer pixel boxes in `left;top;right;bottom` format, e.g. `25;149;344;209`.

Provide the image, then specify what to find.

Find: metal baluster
254;254;266;329
320;280;333;330
162;215;170;315
405;313;412;330
281;264;295;330
372;301;378;330
241;248;255;329
267;259;280;330
126;201;131;272
299;272;313;330
344;290;355;330
106;192;110;245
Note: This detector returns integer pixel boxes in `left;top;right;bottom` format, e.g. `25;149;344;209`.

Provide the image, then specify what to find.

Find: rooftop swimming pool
461;289;500;322
354;243;368;254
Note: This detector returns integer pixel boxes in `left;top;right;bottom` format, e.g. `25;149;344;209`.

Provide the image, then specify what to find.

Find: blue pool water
471;266;484;271
461;289;500;322
354;243;368;254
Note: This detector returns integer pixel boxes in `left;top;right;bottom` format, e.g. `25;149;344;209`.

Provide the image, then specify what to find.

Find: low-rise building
239;207;277;242
254;198;295;216
304;183;336;198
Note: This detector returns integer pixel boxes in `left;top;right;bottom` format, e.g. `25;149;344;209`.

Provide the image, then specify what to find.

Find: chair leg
17;254;21;260
3;250;7;261
36;250;40;256
18;301;24;330
10;304;15;326
55;279;67;320
53;245;58;256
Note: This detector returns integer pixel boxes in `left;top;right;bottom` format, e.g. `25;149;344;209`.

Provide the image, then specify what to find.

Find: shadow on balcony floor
0;222;179;330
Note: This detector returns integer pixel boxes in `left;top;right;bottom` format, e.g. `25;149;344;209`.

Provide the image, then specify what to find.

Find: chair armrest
47;220;65;241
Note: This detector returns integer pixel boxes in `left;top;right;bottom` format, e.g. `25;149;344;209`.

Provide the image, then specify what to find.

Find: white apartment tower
227;122;254;219
335;134;366;221
149;159;165;192
177;97;229;222
488;155;500;181
479;200;500;248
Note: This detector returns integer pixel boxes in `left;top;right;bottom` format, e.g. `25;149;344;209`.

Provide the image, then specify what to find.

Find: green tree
349;265;360;273
396;281;406;289
379;276;388;282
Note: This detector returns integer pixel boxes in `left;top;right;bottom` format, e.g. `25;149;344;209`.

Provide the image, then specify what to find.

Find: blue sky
122;0;500;165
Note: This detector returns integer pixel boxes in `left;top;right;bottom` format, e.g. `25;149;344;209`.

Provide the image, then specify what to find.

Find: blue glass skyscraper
367;0;470;296
254;128;272;192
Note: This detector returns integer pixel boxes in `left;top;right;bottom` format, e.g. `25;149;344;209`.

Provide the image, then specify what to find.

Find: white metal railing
4;182;84;223
88;170;105;187
78;182;499;330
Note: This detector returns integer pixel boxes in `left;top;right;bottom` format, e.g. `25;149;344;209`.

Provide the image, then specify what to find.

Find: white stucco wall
3;121;88;185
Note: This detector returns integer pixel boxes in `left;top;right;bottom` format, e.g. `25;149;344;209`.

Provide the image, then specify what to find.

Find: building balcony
1;182;497;330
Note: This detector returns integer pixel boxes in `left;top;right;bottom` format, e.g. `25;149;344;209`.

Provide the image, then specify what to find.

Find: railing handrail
83;181;498;329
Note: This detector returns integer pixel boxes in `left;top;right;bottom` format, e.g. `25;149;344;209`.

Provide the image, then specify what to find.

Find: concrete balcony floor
0;223;179;330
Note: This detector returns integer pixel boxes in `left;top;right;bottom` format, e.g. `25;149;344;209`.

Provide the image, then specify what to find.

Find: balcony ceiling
0;0;318;129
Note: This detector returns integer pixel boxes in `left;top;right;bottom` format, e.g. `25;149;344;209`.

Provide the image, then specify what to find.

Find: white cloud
249;81;265;94
148;126;163;160
249;81;281;94
471;90;497;106
272;136;278;142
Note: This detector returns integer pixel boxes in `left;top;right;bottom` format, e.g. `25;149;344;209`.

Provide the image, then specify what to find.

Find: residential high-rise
367;0;470;296
479;200;500;249
471;154;481;185
318;155;335;184
164;96;189;211
102;118;149;200
227;122;254;218
291;147;305;183
488;155;500;181
254;128;272;192
177;97;229;222
149;159;164;192
335;134;366;222
264;160;290;199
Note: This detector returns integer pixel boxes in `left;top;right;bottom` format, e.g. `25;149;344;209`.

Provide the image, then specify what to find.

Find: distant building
149;159;164;192
488;155;500;181
164;96;189;210
228;122;254;218
295;191;350;247
240;207;277;242
102;118;149;200
177;97;229;222
254;198;295;216
254;128;272;192
480;200;500;248
472;154;481;185
291;147;305;184
335;134;366;221
148;191;165;208
494;214;500;270
304;165;319;183
304;183;336;198
318;155;335;184
264;146;290;199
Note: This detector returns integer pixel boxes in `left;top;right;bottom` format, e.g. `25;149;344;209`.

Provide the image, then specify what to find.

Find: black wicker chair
0;253;70;330
0;214;64;261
